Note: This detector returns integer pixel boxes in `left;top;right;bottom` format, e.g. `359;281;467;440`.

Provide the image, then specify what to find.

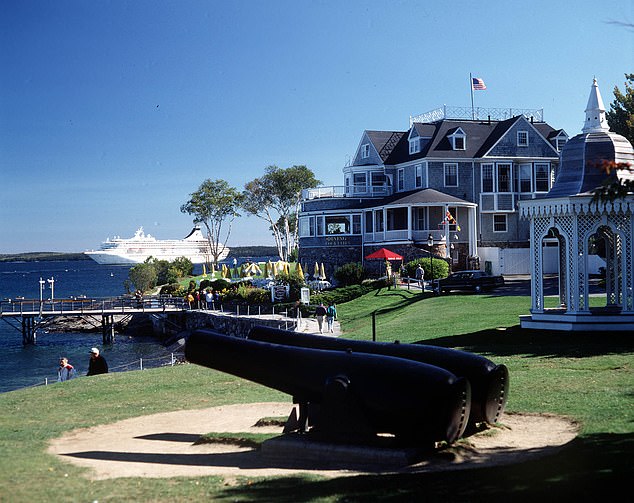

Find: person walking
87;347;108;376
57;357;76;382
315;303;327;334
416;264;425;288
326;302;337;333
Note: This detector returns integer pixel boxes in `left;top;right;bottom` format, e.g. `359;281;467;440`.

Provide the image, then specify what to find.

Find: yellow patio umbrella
314;262;320;279
210;263;216;277
202;264;207;277
296;263;305;281
284;261;290;275
319;263;327;280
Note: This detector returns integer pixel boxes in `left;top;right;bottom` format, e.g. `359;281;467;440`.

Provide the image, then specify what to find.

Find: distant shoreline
0;246;279;263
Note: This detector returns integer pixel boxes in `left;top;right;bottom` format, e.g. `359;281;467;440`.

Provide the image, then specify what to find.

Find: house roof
358;188;474;209
366;131;406;162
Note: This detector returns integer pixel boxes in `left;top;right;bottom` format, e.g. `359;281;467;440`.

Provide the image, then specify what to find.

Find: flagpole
469;73;475;120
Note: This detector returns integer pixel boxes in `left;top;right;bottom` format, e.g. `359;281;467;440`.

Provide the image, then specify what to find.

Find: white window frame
481;163;494;192
517;163;532;193
361;143;370;158
409;137;420;154
517;130;529;147
496;163;512;193
534;163;550;192
448;128;466;150
415;163;423;188
493;214;508;233
444;163;458;187
397;168;404;191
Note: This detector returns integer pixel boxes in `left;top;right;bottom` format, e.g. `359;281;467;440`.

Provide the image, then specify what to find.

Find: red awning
365;248;403;261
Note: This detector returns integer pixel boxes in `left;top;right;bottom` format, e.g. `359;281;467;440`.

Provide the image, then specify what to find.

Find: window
535;163;550;192
397;169;404;191
371;172;386;186
352;215;361;234
409;137;420;154
316;216;323;236
361;144;370;158
325;216;350;235
517;163;532;192
353;173;367;193
299;217;314;237
555;136;567;152
365;212;373;233
493;214;507;232
449;128;466;150
444;163;458;187
414;207;426;230
517;130;529;146
497;163;512;192
374;211;384;232
481;164;493;192
415;164;423;188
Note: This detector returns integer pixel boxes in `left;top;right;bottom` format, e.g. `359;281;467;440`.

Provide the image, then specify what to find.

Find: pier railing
0;295;188;316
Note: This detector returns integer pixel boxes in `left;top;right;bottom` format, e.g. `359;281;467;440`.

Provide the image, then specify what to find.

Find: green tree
181;179;243;266
242;165;320;261
606;73;634;144
128;262;158;293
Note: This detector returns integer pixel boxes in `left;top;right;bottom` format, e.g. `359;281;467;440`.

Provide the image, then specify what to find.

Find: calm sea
0;260;178;393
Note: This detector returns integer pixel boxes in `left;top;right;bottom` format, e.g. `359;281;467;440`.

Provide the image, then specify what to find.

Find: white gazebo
519;79;634;331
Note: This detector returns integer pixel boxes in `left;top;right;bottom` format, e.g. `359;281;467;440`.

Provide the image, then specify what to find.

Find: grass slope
0;288;632;502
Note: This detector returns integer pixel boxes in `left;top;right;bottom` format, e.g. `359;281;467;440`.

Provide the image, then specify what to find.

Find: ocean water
0;260;177;393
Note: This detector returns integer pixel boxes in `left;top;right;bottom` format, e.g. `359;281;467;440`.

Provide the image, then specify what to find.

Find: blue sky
1;0;632;253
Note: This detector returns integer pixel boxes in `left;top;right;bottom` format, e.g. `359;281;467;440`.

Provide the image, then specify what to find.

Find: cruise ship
84;226;229;265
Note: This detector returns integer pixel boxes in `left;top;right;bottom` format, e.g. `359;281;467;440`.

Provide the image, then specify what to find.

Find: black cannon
185;329;471;446
247;326;508;427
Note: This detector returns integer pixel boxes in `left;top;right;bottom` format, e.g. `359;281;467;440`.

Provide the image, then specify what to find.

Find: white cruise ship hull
84;226;229;265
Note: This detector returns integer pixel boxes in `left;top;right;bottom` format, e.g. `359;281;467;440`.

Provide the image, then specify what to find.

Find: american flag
472;77;487;90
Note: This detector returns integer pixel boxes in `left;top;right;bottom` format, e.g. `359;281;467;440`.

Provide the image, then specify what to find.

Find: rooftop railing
409;105;544;126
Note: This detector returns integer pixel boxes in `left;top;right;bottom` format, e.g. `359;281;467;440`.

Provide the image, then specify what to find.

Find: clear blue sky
1;0;632;253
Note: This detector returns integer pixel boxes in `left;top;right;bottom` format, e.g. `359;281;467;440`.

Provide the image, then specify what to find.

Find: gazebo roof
545;79;634;199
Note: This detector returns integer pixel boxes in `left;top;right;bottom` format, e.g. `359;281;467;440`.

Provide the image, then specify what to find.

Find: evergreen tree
606;73;634;144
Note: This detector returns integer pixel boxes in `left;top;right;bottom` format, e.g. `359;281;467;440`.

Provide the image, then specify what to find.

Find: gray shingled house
298;106;568;277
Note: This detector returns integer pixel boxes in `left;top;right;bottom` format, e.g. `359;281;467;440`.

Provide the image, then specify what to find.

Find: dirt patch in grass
48;403;578;481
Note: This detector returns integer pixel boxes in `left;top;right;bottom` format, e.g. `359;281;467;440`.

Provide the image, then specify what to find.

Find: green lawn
0;288;632;502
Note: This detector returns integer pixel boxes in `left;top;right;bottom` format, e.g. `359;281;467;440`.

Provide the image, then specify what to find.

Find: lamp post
47;276;55;300
38;277;45;302
427;234;434;292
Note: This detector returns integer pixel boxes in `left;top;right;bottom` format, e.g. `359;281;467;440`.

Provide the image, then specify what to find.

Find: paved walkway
295;315;341;337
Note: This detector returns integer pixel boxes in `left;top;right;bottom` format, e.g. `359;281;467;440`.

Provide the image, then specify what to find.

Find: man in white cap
87;347;108;376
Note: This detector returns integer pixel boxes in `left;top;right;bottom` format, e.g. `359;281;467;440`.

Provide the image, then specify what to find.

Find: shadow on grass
420;325;634;359
215;433;633;502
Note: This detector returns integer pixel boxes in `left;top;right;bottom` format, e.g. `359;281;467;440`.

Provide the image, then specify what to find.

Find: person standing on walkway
326;302;337;333
57;357;76;382
416;264;425;288
87;347;108;376
315;303;327;334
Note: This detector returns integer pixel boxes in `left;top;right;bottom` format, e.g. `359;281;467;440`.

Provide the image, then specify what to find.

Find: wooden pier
0;296;188;345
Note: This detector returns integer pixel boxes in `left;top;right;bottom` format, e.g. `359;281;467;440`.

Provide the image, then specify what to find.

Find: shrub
160;283;186;296
211;278;232;291
333;262;366;286
275;272;306;301
404;257;449;280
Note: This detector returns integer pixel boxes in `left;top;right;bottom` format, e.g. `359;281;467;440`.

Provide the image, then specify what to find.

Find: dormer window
517;130;529;147
554;132;568;152
409;137;420;154
448;128;466;150
361;143;370;158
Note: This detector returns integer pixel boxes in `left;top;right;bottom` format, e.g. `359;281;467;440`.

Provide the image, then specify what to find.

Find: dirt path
48;402;578;481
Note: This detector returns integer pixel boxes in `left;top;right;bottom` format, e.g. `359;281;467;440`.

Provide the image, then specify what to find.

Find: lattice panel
533;217;551;312
577;214;596;311
609;214;633;310
556;215;576;311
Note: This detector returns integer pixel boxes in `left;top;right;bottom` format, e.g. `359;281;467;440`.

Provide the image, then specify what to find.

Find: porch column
407;207;412;241
468;206;478;258
443;204;450;258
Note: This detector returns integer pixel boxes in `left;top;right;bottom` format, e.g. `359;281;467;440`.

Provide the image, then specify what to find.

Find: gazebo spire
582;78;610;133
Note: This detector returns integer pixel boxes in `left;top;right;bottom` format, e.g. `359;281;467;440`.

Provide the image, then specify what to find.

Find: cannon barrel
186;329;471;445
247;326;508;426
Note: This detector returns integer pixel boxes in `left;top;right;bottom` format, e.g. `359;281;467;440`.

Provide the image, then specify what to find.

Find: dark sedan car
436;270;505;294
